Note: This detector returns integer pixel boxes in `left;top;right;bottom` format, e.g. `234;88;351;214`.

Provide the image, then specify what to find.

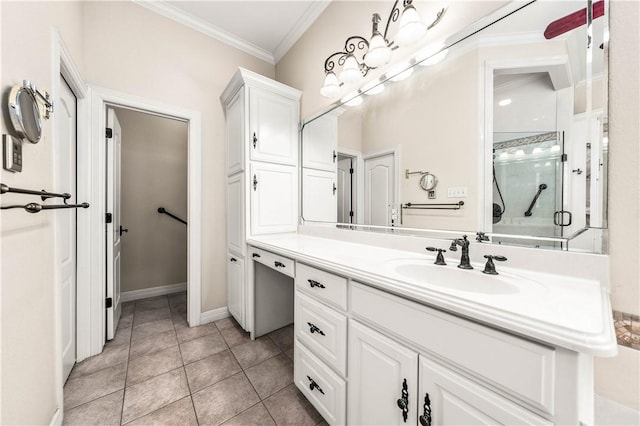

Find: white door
302;113;337;172
364;153;395;226
249;87;298;166
348;321;418;426
337;156;353;223
227;253;245;328
418;357;551;425
56;76;77;381
106;108;122;340
250;162;298;235
302;168;337;222
226;172;245;256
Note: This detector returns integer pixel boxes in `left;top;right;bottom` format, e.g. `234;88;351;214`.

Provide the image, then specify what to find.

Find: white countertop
247;233;617;357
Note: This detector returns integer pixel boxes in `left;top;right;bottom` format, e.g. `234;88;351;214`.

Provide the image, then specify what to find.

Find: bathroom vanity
246;231;615;426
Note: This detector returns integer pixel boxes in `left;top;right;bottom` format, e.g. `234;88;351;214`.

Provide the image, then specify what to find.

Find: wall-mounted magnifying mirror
419;173;438;191
8;80;53;144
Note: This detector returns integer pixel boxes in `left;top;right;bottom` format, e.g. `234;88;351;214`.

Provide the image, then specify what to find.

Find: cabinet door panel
249;87;298;165
302;114;337;171
302;168;337;222
226;173;245;256
250;163;298;235
227;254;245;329
349;321;418;426
226;88;245;175
419;357;552;426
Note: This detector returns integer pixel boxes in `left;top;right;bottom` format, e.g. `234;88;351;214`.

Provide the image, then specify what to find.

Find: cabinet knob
307;322;325;336
419;393;432;426
308;279;325;289
253;132;257;149
396;378;409;423
307;375;325;394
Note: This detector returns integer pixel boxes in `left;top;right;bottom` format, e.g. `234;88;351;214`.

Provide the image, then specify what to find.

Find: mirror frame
8;82;43;144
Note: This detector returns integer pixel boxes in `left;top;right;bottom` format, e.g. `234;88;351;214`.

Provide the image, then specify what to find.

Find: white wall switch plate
447;187;467;197
3;134;22;173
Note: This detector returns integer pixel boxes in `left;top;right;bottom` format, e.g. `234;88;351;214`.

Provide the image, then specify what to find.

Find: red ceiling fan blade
544;0;605;39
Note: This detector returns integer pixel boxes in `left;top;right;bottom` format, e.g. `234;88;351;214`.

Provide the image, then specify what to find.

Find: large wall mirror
300;0;608;253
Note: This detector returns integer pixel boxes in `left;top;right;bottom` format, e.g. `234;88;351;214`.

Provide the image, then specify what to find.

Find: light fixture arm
382;0;403;45
323;35;370;75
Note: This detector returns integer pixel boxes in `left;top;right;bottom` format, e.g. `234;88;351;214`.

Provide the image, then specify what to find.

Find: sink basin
388;259;540;295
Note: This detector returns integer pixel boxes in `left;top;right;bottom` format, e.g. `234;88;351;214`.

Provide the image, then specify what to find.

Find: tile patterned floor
63;292;326;425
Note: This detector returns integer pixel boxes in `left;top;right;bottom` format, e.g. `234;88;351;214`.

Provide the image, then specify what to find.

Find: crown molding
273;0;331;63
133;0;275;64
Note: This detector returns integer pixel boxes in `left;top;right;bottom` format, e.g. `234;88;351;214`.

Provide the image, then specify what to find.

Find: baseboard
121;282;187;303
200;306;230;324
50;408;63;426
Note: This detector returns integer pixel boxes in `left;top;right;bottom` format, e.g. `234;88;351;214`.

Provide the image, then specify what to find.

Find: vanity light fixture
388;63;414;82
416;43;449;66
320;0;446;97
550;144;561;152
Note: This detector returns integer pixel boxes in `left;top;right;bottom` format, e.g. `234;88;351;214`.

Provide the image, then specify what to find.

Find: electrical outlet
428;189;437;199
447;187;467;197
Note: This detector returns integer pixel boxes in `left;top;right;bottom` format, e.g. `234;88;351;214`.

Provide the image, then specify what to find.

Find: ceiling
134;0;330;64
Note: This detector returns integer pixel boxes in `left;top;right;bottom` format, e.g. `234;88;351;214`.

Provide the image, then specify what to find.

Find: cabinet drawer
351;282;556;414
295;341;346;425
295;292;347;376
250;248;294;278
296;263;347;311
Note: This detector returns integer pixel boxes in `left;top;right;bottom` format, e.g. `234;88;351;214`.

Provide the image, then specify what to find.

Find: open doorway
105;107;188;338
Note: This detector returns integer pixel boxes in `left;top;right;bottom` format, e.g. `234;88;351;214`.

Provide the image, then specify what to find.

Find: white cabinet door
226;88;245;176
227;253;245;328
302;168;337;222
226;173;245;256
302;113;337;172
249;87;298;166
418;357;551;426
250;163;298;235
349;321;418;426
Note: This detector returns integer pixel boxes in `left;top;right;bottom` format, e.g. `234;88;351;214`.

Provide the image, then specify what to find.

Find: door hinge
350;168;354;174
106;128;113;139
349;211;354;217
105;297;113;308
105;212;113;223
561;153;568;162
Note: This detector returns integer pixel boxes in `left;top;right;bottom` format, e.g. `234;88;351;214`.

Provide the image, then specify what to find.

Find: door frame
79;86;202;359
51;29;88;425
337;148;364;224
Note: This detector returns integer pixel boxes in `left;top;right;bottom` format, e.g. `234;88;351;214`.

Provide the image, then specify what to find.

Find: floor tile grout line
63;388;125;415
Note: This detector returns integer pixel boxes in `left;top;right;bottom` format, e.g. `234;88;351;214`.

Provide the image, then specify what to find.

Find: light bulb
515;149;525;157
396;4;426;46
499;152;509;159
498;99;512;107
364;33;392;68
550;145;561;152
320;71;341;98
362;80;385;95
339;54;362;84
532;147;543;155
416;44;448;66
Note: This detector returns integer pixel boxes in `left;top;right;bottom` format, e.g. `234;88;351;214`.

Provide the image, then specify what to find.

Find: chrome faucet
449;235;473;269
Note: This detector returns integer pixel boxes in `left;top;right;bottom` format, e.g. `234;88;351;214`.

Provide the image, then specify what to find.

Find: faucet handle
449;240;458;251
482;255;507;275
476;232;489;242
426;247;447;266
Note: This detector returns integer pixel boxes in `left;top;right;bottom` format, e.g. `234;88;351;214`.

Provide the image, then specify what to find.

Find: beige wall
116;108;188;293
0;1;85;424
278;0;640;411
82;1;274;312
594;0;640;410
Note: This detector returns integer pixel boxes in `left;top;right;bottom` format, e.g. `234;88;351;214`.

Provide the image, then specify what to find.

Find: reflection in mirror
301;0;608;253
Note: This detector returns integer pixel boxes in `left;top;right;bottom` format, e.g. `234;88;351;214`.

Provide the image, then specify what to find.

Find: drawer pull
307;322;325;336
396;378;409;423
307;375;325;395
252;253;261;258
419;393;432;426
230;257;237;263
308;279;325;289
253;132;257;148
274;261;286;268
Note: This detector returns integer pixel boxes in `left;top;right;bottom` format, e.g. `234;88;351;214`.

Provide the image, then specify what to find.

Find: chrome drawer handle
307;322;325;336
307;376;325;394
308;279;325;289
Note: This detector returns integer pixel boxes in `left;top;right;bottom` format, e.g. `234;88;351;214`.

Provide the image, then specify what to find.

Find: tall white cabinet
221;68;301;331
